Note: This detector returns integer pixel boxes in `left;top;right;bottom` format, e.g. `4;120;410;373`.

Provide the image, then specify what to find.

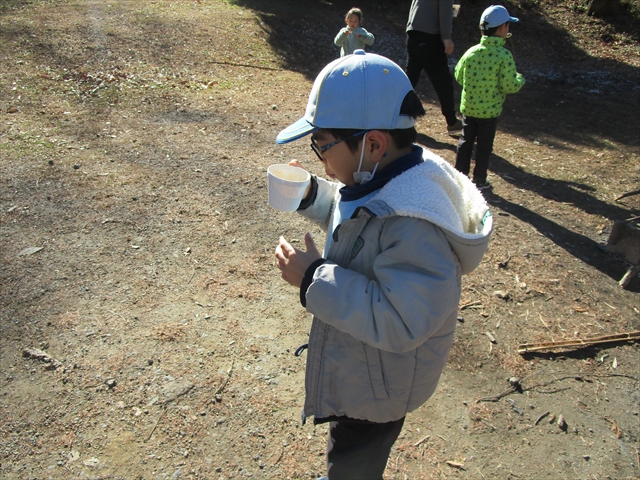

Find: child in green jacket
454;5;525;190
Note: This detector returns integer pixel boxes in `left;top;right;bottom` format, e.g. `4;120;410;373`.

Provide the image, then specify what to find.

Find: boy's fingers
278;236;295;256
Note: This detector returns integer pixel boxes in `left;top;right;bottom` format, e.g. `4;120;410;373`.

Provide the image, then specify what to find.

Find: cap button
354;49;365;55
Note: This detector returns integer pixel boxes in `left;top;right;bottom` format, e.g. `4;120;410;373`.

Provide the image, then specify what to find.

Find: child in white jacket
334;7;375;56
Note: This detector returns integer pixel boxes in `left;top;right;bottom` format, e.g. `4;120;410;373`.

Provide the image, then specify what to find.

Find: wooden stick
615;189;640;201
413;435;430;447
145;406;166;442
22;348;64;370
534;411;550;425
517;331;640;354
208;60;281;71
620;264;640;289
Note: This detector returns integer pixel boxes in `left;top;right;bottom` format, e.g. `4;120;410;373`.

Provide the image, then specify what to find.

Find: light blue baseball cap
480;5;519;30
276;50;416;144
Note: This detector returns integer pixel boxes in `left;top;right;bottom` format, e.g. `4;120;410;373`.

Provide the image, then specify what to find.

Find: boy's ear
366;130;388;163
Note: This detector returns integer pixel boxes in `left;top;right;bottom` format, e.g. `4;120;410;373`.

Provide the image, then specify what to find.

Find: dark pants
406;30;457;125
326;417;405;480
455;114;500;183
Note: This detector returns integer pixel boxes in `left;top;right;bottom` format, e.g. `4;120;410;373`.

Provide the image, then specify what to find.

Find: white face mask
352;133;378;185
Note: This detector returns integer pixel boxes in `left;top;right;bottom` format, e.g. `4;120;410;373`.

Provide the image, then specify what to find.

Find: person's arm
296;175;338;233
439;0;454;53
306;217;460;353
334;28;349;47
355;27;375;46
499;51;525;94
454;55;464;85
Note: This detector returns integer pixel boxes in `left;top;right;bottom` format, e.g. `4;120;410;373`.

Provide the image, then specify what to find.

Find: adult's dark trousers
455;114;500;183
326;417;405;480
406;30;457;125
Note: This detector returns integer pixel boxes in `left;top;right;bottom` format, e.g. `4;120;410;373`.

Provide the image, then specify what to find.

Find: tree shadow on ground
482;155;639;291
489;154;640;222
233;0;639;151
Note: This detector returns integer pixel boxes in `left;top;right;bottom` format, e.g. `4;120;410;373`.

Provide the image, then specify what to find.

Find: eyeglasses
310;130;369;161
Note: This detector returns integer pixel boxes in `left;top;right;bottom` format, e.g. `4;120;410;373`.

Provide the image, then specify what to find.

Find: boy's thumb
304;232;320;255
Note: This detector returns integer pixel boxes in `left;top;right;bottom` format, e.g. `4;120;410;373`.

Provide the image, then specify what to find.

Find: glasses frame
310;130;369;161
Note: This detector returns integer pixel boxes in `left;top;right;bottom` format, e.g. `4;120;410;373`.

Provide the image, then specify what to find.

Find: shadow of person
482;188;639;291
488;154;639;223
416;133;457;154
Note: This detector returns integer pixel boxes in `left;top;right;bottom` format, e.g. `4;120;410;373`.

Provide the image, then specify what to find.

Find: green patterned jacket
455;35;525;118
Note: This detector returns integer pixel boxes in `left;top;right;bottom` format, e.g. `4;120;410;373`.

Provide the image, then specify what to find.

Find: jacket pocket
363;344;389;399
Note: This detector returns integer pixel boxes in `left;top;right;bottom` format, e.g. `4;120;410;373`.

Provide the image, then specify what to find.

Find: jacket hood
364;146;493;274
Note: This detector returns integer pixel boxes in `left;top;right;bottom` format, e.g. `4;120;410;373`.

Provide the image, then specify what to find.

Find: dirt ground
1;0;639;479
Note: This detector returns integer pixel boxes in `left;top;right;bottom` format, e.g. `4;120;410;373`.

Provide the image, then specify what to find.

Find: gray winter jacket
406;0;454;40
297;146;492;423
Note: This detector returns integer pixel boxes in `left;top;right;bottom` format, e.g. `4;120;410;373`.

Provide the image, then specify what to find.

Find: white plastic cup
267;164;311;212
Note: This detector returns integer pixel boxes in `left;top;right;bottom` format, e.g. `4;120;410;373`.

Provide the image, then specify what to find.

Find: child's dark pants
455;115;500;183
326;417;405;480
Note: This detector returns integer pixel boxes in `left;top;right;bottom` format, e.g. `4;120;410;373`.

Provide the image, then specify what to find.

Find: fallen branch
446;461;465;470
214;360;235;397
459;300;482;310
475;387;516;403
413;435;430;447
476;372;638;404
145;406;166;442
208;60;281;71
534;411;550;425
22;348;64;370
517;331;640;354
615;189;640;201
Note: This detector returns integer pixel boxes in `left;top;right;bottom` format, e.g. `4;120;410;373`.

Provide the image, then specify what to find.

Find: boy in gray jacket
273;50;492;480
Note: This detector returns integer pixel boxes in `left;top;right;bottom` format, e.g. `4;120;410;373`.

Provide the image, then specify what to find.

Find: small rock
73;164;80;170
508;377;521;388
159;380;194;404
83;457;99;468
493;290;510;300
557;415;567;431
105;378;117;389
7;106;19;114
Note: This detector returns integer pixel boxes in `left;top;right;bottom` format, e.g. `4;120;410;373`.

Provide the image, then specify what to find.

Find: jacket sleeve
296;175;339;233
439;0;454;40
498;51;525;94
454;55;465;86
356;28;375;46
306;216;461;353
334;28;348;47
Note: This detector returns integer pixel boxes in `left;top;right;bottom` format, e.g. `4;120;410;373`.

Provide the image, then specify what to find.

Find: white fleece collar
370;148;490;238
